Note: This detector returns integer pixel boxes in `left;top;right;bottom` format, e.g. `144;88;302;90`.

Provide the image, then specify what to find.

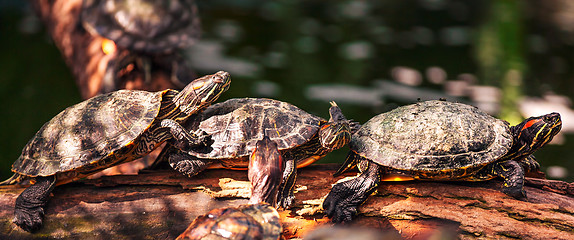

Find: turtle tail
333;151;360;177
0;173;27;186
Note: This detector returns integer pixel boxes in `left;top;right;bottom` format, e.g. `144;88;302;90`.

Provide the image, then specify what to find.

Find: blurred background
1;0;573;181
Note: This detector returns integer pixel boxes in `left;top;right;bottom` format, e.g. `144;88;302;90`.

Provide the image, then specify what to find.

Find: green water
1;1;573;182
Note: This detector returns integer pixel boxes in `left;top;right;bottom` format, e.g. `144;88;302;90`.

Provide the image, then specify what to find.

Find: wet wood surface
1;164;573;239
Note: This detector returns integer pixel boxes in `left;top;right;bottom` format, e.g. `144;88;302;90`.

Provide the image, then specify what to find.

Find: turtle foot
277;192;295;209
323;182;363;223
502;187;527;200
14;206;44;232
323;162;381;223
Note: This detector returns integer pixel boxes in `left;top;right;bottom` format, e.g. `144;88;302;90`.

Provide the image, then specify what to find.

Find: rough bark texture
1;164;573;239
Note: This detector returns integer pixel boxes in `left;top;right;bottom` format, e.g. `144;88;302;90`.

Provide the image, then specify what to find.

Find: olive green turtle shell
81;0;201;53
13;90;164;177
352;100;513;172
184;98;324;159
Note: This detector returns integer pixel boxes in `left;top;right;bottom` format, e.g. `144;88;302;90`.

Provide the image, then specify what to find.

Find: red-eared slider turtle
177;203;282;240
81;0;201;92
158;98;352;208
81;0;200;53
323;100;562;223
1;71;230;232
177;136;283;240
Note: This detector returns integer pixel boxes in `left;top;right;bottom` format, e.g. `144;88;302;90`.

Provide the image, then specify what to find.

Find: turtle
158;97;353;209
176;203;282;240
81;0;202;92
81;0;200;53
177;136;283;240
0;71;231;232
323;100;562;223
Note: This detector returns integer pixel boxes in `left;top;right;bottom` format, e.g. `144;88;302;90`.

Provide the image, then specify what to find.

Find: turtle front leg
519;155;540;173
491;160;527;200
323;160;382;223
160;119;211;150
276;158;296;209
14;175;56;232
164;146;214;177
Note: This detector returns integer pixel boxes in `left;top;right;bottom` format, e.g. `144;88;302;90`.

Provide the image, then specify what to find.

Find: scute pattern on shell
82;0;201;53
13;90;162;177
178;203;282;240
184;98;323;159
353;101;512;172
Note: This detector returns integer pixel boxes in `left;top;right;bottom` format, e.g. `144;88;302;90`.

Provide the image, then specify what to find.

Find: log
1;164;573;239
31;0;185;99
31;0;199;177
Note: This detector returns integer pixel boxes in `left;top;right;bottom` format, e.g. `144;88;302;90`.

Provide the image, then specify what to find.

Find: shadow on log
1;164;573;239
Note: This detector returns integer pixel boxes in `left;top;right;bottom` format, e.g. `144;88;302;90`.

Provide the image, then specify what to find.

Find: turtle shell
184;98;324;159
81;0;201;53
12;90;164;177
177;203;282;240
352;100;513;173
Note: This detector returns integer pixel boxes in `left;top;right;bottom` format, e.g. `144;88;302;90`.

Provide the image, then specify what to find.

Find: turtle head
248;135;283;207
319;101;352;150
508;112;562;159
173;71;231;115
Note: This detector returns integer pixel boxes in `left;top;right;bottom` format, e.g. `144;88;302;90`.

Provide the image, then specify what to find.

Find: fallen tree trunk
1;164;573;239
31;0;186;99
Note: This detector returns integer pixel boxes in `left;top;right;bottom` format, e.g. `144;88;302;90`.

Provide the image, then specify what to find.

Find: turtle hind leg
491;160;527;200
323;160;382;223
14;175;56;232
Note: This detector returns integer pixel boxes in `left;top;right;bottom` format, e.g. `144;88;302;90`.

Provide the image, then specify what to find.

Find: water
1;1;573;182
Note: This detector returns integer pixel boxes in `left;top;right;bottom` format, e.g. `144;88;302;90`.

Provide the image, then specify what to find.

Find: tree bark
31;0;183;99
1;164;573;239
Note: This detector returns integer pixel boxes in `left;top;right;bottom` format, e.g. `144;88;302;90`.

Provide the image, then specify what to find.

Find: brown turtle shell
351;100;513;174
81;0;201;53
177;203;282;240
184;98;324;160
12;90;165;178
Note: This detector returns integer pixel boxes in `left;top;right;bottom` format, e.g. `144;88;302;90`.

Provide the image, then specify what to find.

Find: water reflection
2;0;574;181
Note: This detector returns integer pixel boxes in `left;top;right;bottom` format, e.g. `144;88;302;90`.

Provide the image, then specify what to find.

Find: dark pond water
1;0;573;182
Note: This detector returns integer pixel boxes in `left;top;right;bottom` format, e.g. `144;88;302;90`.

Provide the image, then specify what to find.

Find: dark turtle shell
352;100;513;173
12;90;165;178
177;203;282;240
81;0;201;53
184;98;324;160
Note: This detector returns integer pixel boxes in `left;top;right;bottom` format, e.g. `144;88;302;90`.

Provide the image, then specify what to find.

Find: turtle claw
502;187;527;200
277;192;295;209
323;164;380;223
14;206;44;232
323;198;355;223
323;182;362;223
